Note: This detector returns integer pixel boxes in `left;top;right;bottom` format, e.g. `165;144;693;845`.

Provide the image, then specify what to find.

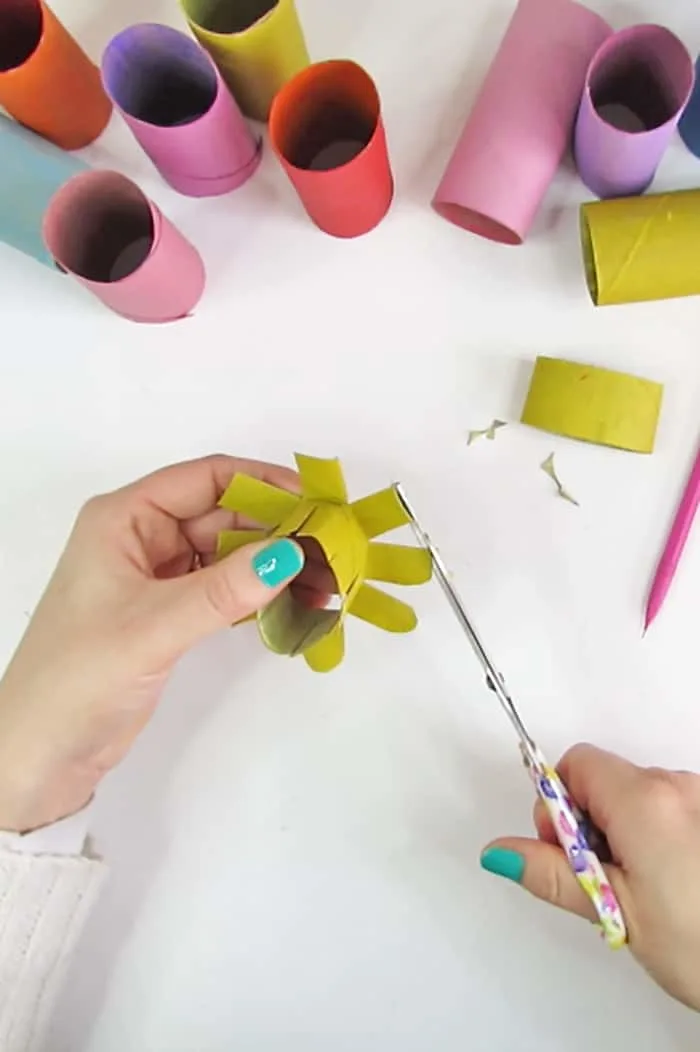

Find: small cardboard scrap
521;357;663;453
541;453;579;506
467;420;507;445
216;454;432;672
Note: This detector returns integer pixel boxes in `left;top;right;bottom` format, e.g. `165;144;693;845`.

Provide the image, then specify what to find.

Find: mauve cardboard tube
575;25;694;199
269;59;394;238
432;0;611;245
42;171;206;323
101;23;261;197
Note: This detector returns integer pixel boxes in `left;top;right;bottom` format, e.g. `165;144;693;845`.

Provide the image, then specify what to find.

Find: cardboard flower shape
216;454;432;672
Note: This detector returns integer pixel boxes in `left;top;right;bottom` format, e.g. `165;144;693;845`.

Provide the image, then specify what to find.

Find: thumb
154;537;306;652
480;837;629;926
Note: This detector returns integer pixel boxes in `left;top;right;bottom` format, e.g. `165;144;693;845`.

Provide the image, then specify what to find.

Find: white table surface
3;0;700;1048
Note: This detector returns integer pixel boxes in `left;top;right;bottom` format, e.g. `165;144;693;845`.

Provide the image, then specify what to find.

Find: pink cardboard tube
42;170;206;323
432;0;611;244
574;25;694;199
101;23;261;197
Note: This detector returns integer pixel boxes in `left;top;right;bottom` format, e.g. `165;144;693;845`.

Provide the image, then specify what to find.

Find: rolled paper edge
149;135;263;197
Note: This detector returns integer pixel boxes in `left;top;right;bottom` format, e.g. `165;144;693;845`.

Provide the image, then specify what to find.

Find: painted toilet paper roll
0;114;88;268
0;0;111;149
101;23;261;197
432;0;611;245
42;171;206;323
580;190;700;306
574;25;694;199
678;56;700;158
269;59;394;239
180;0;309;122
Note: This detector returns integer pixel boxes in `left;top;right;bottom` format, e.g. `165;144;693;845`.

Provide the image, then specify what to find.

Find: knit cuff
0;846;106;1052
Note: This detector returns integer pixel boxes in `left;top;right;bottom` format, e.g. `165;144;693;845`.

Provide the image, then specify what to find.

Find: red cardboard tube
269;59;394;238
0;0;112;150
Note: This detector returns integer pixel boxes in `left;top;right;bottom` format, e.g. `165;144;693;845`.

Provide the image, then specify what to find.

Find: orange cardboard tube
0;0;112;149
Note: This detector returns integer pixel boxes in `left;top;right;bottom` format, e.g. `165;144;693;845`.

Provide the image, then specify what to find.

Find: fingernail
252;539;305;588
480;847;525;884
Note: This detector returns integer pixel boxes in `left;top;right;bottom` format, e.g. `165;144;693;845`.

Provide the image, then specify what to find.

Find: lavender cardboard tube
574;24;694;199
101;22;261;197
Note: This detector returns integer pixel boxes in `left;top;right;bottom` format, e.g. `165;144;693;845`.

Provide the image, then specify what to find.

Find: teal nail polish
480;847;525;884
253;539;304;588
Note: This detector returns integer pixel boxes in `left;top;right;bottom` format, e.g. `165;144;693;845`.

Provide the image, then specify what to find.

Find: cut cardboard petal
350;584;418;633
218;474;299;524
304;622;345;673
216;455;431;671
351;486;410;539
295;453;347;503
366;543;432;585
216;529;265;558
521;357;663;453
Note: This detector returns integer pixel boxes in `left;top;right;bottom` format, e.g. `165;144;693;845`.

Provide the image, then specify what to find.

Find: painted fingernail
252;539;305;588
480;847;525;884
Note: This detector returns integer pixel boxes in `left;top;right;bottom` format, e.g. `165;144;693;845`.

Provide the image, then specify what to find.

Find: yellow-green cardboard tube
180;0;309;121
581;191;700;306
521;357;663;453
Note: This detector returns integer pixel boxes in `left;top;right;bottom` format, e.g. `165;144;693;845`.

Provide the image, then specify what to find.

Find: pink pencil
645;442;700;632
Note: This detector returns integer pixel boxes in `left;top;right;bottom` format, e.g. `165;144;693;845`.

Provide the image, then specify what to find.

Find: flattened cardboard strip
521;357;663;453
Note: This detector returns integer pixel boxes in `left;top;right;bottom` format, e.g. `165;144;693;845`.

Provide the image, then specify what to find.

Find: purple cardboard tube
574;24;694;199
101;22;261;197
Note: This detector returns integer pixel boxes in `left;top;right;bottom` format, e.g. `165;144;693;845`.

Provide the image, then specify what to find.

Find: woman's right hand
481;744;700;1010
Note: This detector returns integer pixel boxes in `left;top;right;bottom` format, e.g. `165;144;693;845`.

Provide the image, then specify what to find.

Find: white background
2;0;700;1048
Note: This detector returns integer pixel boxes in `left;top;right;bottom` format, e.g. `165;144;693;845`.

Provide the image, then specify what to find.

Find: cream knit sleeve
0;843;106;1052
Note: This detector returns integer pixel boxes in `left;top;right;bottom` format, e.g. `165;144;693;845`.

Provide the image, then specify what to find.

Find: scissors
393;483;627;950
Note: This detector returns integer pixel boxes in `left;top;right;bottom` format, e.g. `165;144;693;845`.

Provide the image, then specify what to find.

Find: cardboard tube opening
182;0;277;35
432;201;522;245
0;0;43;71
590;27;694;132
261;535;341;655
580;211;599;304
272;61;379;172
103;25;217;127
47;173;155;284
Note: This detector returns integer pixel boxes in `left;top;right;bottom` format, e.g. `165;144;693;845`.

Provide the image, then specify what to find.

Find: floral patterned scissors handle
393;483;627;950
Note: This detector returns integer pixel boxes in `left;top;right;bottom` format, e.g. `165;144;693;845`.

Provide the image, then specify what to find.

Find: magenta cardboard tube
42;170;206;323
101;23;261;197
574;25;694;199
432;0;611;245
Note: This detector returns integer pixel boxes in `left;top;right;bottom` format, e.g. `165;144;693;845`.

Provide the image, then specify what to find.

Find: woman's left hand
0;455;331;834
